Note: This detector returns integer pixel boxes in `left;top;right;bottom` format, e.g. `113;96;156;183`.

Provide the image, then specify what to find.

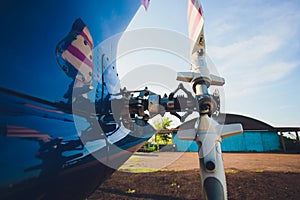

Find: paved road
120;152;300;172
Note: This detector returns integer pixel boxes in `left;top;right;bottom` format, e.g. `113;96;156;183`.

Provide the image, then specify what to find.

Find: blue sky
117;0;300;127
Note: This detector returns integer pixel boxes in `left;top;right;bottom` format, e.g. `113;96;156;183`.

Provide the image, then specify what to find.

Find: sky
117;0;300;127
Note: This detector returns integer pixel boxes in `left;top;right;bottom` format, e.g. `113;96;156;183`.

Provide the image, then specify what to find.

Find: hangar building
172;113;300;152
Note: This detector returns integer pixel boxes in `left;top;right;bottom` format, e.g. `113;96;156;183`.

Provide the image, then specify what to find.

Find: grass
127;157;140;162
255;169;264;173
119;168;160;173
225;169;238;174
126;188;136;194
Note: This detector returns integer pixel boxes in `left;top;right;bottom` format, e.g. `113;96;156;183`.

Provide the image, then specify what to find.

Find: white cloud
210;35;282;70
205;1;300;98
255;62;297;84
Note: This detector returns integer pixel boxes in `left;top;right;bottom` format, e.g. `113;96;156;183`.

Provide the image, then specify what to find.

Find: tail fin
56;18;94;84
141;0;151;11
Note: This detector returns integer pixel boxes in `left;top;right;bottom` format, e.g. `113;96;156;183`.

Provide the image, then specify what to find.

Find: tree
153;117;173;145
153;117;173;130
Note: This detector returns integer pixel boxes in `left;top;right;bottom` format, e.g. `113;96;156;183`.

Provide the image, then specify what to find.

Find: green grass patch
255;169;264;173
119;168;160;173
126;188;136;194
127;157;140;162
170;182;181;188
225;169;238;174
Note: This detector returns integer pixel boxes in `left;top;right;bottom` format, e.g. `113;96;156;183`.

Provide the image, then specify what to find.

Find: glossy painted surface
0;1;156;199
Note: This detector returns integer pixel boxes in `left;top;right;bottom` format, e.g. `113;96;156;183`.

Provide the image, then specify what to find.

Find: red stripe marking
190;7;202;40
7;127;39;134
25;103;64;114
196;2;203;17
67;44;94;69
187;0;195;24
6;125;50;141
8;132;44;135
7;125;24;129
80;29;93;49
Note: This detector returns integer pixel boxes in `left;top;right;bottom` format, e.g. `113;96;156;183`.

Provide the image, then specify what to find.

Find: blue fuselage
0;1;155;199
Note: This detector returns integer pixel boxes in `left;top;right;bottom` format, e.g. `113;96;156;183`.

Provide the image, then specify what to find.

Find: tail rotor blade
188;0;205;55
